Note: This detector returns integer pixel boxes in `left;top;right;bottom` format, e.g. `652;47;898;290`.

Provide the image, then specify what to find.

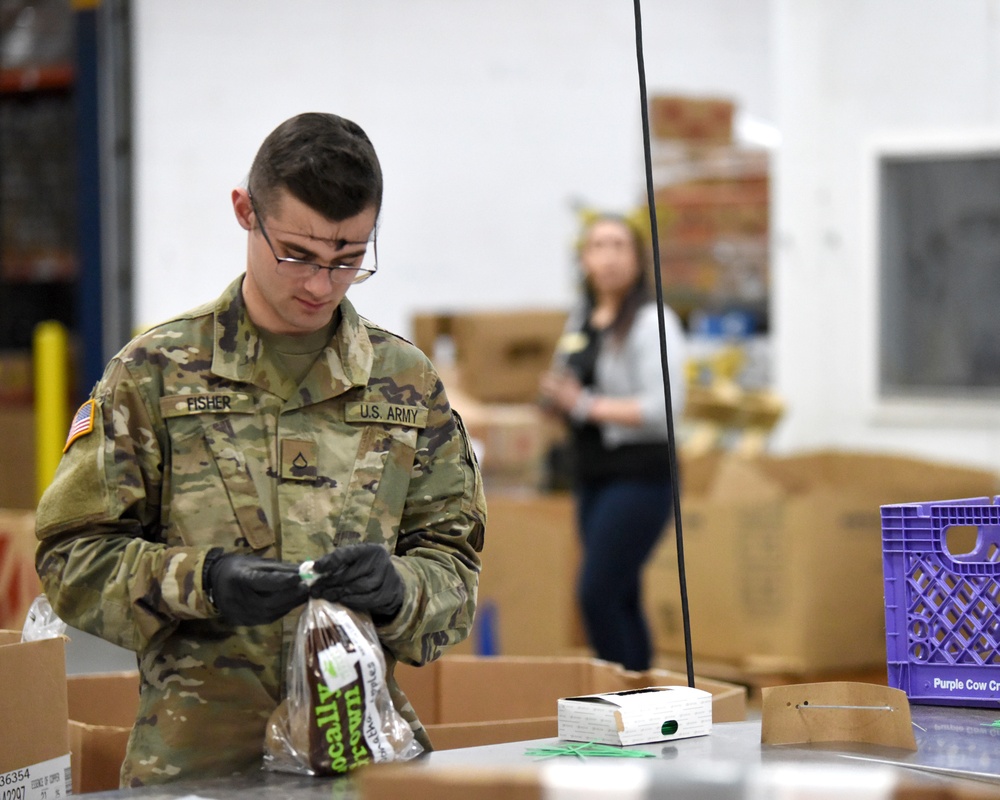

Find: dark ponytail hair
579;214;652;344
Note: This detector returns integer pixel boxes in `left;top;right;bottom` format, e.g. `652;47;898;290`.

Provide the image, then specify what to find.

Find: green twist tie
524;742;657;760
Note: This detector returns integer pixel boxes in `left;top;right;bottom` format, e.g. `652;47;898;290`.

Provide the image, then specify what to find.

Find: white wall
135;1;1000;472
771;0;1000;471
132;0;772;338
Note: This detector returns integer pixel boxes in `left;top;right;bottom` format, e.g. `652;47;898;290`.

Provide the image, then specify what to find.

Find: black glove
204;549;309;626
309;544;404;623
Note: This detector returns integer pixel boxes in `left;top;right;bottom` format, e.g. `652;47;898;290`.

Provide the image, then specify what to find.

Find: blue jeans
575;478;673;671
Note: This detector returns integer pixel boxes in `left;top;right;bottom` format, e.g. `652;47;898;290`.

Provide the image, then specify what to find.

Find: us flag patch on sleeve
64;399;96;452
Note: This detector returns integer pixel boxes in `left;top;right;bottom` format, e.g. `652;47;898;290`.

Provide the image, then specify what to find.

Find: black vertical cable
632;0;695;688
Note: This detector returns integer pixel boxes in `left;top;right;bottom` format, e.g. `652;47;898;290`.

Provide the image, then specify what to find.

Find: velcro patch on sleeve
63;399;96;452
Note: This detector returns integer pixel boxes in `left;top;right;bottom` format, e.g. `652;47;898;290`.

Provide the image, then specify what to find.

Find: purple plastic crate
882;496;1000;708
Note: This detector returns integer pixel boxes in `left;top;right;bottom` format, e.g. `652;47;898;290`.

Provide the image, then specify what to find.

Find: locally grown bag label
305;610;394;772
264;598;422;776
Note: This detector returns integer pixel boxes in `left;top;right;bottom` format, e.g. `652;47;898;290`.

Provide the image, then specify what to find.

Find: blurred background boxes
451;394;569;493
649;94;735;144
649;157;770;324
0;405;36;510
458;403;556;491
644;451;1000;677
413;309;567;404
0;349;33;404
0;509;42;630
414;308;569;492
641;93;771;332
449;492;584;658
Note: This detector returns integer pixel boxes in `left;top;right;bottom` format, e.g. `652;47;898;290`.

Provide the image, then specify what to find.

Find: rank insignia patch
64;400;96;452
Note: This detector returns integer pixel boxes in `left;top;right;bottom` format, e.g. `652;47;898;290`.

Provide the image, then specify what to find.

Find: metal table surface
80;705;1000;798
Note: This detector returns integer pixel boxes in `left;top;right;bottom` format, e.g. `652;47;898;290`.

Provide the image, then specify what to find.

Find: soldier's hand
310;544;404;624
204;550;308;626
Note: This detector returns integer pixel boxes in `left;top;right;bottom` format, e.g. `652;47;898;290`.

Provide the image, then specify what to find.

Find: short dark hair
247;112;383;221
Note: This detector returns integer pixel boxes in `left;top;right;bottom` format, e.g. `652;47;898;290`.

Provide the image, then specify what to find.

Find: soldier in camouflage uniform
35;113;486;787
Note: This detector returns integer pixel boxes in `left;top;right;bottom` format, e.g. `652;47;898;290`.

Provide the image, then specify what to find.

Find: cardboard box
440;365;565;493
0;406;36;509
0;631;71;796
557;685;711;746
395;655;746;750
413;310;567;404
459;404;555;491
50;657;744;786
649;94;735;144
66;671;138;793
0;509;43;630
645;451;1000;673
655;176;770;243
446;492;584;657
0;351;33;403
453;310;566;404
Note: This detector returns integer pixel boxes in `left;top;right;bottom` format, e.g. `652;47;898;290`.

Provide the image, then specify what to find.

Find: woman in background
539;213;685;672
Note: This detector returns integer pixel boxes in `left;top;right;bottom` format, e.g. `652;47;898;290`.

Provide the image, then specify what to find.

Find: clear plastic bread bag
21;595;67;642
264;569;423;776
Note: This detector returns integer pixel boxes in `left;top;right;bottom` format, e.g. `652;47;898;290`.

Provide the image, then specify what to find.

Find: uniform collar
211;275;374;404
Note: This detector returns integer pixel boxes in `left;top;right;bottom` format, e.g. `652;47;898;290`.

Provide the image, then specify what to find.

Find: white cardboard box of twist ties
557;686;712;746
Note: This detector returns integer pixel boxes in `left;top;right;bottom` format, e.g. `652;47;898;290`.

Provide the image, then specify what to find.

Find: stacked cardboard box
644;451;1000;675
649;94;735;144
412;310;567;405
456;401;559;492
653;169;769;320
446;492;584;658
413;310;568;491
643;94;770;324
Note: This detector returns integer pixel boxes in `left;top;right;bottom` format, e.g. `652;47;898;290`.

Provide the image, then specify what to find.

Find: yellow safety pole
34;321;70;502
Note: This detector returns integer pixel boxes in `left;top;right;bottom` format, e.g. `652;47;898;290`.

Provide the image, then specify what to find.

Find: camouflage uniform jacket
35;275;486;786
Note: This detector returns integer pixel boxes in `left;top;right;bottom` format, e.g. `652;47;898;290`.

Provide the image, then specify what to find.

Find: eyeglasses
250;195;377;285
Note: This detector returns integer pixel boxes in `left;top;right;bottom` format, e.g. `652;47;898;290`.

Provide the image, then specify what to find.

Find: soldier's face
234;188;378;336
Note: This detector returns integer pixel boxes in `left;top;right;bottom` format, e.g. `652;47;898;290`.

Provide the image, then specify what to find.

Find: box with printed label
0;630;71;798
645;451;1000;673
557;685;712;746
